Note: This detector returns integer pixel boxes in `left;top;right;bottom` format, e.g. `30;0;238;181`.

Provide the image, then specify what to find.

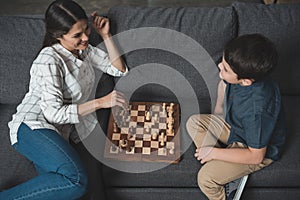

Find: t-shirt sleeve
243;112;277;149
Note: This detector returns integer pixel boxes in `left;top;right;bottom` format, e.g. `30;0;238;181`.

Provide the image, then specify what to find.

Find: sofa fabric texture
0;2;300;200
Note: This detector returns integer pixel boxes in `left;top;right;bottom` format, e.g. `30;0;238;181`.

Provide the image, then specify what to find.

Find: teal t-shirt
225;78;286;161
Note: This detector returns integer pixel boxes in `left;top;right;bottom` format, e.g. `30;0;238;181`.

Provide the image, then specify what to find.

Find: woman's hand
91;12;110;38
98;90;128;109
78;90;128;117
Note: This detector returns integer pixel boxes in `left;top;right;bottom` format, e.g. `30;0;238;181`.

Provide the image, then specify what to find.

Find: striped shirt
8;43;127;145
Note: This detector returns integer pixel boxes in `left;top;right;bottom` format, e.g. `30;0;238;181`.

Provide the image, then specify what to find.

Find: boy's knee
186;115;200;132
197;169;210;191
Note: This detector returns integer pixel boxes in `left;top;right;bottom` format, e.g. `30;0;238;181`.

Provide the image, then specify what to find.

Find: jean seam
14;128;82;200
14;183;77;200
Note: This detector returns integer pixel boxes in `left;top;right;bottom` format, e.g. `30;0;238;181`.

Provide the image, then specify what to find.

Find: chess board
104;102;181;163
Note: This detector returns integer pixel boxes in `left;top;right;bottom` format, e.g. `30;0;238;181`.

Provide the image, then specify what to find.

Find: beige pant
186;114;273;200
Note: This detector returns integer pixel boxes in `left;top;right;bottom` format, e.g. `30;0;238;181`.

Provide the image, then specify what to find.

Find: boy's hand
91;12;110;38
194;147;214;164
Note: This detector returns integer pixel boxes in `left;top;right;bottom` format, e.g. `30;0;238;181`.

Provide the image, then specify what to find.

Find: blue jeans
0;123;88;200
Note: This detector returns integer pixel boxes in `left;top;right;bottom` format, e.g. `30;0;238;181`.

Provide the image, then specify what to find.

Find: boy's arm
214;80;226;115
195;146;267;165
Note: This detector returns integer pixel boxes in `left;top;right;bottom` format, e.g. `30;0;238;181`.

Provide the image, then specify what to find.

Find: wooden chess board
104;102;181;163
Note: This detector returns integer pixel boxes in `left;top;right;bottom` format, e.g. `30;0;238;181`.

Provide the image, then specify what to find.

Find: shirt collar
52;43;86;63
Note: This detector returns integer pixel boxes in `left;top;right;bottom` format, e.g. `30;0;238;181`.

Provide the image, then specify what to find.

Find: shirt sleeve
87;45;128;76
35;52;80;124
242;112;277;149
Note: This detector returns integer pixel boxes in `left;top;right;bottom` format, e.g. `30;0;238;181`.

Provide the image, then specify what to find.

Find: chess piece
145;111;151;121
169;103;174;112
110;145;118;153
113;123;118;132
167;127;173;135
162;103;166;111
152;131;158;140
127;132;133;140
126;145;133;152
153;113;158;123
145;125;150;133
120;139;128;148
169;147;175;155
160;132;166;146
129;126;134;134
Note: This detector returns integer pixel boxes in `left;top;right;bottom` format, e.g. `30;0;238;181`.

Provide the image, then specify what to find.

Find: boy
186;34;285;200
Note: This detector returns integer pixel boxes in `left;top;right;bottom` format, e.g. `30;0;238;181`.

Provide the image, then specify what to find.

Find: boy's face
218;57;253;86
218;57;240;84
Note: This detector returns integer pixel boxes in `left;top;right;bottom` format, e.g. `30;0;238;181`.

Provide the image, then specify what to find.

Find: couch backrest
0;16;45;105
107;6;237;115
233;2;300;96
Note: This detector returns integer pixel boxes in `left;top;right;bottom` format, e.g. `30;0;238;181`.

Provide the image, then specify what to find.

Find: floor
0;0;263;16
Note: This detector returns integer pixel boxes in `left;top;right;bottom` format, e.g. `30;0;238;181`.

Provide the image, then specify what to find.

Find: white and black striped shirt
8;43;127;145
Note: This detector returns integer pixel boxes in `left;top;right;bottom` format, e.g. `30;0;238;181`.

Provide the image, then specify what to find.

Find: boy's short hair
224;33;278;81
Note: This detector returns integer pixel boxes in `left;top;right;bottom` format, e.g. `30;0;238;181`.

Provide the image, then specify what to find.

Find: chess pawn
160;139;165;146
120;139;128;148
168;108;173;117
153;113;158;123
152;132;158;140
145;125;150;133
160;132;166;146
167;117;174;125
167;127;173;135
126;145;133;152
129;126;134;134
162;103;166;111
169;104;174;112
169;147;175;155
127;132;133;140
113;123;118;132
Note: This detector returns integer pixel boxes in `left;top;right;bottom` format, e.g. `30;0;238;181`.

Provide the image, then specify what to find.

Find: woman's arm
78;90;127;117
91;12;126;73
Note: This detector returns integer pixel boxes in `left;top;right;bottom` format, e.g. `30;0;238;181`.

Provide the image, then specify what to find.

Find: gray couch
1;2;300;200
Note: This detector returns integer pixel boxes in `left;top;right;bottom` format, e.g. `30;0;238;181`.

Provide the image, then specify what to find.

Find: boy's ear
241;79;253;86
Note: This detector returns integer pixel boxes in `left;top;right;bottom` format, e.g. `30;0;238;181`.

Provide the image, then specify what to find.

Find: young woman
0;0;127;199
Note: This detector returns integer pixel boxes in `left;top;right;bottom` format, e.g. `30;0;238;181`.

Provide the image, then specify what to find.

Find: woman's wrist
101;33;111;40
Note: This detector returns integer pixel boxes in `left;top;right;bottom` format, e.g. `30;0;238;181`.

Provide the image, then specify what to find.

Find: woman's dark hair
224;33;278;81
42;0;88;48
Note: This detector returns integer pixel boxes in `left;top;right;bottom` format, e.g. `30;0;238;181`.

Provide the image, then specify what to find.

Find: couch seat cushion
0;104;37;190
102;96;300;188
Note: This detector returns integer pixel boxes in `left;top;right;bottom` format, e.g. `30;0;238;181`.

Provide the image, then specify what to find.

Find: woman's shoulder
35;46;62;64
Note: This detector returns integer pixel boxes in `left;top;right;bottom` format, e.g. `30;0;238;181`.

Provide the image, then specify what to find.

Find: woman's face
57;19;91;53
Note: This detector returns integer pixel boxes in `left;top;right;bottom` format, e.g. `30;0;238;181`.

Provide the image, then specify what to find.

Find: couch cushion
0;104;37;190
0;16;45;105
233;2;300;96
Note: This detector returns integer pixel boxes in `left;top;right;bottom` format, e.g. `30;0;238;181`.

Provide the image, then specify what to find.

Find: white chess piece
145;111;151;121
